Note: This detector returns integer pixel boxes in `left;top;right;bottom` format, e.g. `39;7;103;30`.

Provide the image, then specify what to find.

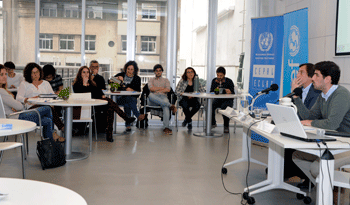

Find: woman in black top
73;66;135;142
113;61;145;132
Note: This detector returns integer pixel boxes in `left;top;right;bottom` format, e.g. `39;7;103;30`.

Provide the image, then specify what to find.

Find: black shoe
182;120;188;127
106;134;114;142
297;180;314;189
187;123;192;130
126;117;136;124
126;127;132;132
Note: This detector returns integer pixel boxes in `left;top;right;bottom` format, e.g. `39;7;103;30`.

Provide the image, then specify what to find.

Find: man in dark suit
89;60;106;90
284;63;321;188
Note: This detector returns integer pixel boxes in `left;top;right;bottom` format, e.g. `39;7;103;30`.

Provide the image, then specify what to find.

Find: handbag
36;138;66;170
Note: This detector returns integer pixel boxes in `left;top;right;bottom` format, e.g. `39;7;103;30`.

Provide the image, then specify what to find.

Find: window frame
85;35;96;52
40;3;57;17
87;6;103;19
140;36;156;53
59;35;75;51
64;4;79;18
141;3;157;20
39;34;53;50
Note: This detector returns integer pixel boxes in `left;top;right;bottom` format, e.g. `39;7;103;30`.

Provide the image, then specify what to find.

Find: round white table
103;91;141;134
182;92;241;138
28;98;107;161
0;119;37;137
0;177;87;205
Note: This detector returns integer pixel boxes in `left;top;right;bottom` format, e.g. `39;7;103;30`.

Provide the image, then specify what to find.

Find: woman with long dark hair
175;67;205;129
73;66;135;142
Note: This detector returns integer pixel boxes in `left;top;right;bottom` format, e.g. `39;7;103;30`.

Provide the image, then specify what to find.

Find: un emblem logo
288;25;300;57
258;32;273;52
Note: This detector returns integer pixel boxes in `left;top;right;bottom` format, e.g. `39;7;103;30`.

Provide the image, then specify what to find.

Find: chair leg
20;135;26;179
26;133;29;154
93;106;98;140
234;121;236;133
89;122;92;152
338;186;341;205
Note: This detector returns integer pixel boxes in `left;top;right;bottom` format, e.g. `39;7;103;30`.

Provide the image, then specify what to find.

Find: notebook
266;103;336;142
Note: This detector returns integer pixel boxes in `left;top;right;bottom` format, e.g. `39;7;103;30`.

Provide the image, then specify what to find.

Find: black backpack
36;138;66;170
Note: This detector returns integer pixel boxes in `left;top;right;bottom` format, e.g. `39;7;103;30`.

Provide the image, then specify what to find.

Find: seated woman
113;61;145;132
16;62;65;139
73;66;136;142
175;67;205;129
0;64;61;141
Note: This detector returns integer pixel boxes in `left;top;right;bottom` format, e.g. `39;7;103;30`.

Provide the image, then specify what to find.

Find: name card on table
0;124;12;132
257;121;278;134
218;107;238;118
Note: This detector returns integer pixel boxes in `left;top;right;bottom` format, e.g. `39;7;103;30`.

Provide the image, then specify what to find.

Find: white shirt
321;85;339;102
16;80;55;105
7;73;24;89
302;83;312;103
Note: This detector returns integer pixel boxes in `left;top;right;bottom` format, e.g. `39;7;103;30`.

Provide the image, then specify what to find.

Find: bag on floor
36;138;66;170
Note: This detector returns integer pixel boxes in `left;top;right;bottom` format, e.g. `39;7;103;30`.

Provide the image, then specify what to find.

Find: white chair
0;141;26;178
69;93;94;152
0;95;42;158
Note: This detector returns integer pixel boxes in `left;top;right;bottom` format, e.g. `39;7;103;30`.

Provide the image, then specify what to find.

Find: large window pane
136;0;167;85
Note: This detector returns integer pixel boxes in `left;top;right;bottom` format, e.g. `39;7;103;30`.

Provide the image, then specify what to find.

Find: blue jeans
148;93;171;129
117;96;140;127
18;106;53;140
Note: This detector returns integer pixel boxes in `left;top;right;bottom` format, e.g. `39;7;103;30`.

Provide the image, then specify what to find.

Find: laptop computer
266;103;336;142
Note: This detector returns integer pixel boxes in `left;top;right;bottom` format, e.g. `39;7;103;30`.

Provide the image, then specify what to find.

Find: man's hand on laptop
301;120;313;126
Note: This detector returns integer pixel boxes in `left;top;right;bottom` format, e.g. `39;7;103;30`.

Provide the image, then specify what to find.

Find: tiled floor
0;121;322;205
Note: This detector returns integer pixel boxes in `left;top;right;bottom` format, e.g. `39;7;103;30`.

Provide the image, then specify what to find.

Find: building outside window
39;34;53;50
121;35;137;52
60;35;75;51
85;35;96;51
41;3;57;17
64;4;79;18
141;3;156;20
122;2;127;19
87;6;103;19
141;36;156;53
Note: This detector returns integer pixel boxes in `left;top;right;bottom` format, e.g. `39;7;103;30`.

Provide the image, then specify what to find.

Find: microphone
257;84;279;95
284;87;303;98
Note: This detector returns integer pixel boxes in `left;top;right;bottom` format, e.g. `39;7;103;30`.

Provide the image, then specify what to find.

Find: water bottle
194;75;199;92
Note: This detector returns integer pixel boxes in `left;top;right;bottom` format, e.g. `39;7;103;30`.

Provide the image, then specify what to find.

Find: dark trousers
104;97;129;135
211;99;233;127
284;148;318;181
179;98;201;123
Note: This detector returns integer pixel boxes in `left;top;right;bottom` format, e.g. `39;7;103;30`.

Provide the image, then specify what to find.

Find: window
64;4;79;18
39;34;53;50
141;36;156;53
122;2;128;19
121;35;137;52
60;35;75;51
85;35;96;51
41;3;57;17
87;6;103;19
141;3;157;20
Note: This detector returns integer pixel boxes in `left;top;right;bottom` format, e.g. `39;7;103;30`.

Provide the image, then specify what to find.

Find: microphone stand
249;93;266;111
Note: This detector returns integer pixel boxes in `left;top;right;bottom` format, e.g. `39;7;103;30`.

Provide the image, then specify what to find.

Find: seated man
4;61;24;97
210;67;235;133
284;63;321;188
148;64;177;135
292;61;350;187
90;60;106;90
43;64;63;95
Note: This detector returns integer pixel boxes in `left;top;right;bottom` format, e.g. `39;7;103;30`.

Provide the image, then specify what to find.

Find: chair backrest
0;95;7;119
69;93;91;119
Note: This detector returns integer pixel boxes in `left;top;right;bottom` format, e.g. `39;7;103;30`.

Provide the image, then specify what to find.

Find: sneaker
163;128;173;135
187;122;192;130
137;114;145;121
170;105;177;115
106;133;114;142
211;124;217;128
126;127;132;132
182;120;188;127
224;127;229;133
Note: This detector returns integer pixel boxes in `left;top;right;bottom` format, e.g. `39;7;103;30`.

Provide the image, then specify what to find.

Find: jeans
18;106;53;140
117;96;140;127
212;99;233;127
148;93;171;129
179;97;201;123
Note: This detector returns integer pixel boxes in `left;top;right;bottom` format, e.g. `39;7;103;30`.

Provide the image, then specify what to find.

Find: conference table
182;92;241;138
221;111;350;205
28;98;108;161
0;177;87;205
103;90;141;134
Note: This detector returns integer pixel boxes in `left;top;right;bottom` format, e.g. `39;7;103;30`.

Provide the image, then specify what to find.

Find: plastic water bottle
194;75;199;92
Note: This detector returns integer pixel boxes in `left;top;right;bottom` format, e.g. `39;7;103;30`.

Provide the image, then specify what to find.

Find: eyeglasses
186;71;194;74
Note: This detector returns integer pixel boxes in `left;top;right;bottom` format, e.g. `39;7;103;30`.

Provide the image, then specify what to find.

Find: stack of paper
218;107;237;117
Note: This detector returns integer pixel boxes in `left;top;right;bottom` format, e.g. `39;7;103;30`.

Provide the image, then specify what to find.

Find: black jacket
114;72;141;92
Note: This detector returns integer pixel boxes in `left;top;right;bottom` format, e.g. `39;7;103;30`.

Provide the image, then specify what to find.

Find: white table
28;98;107;161
0;177;87;205
104;91;141;134
228;114;350;205
182;93;240;138
0;119;36;137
